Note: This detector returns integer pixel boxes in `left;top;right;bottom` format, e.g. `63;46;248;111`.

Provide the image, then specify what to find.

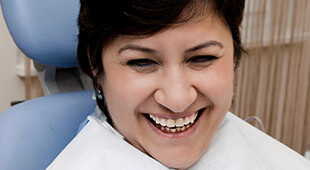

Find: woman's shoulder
228;112;310;168
191;112;310;170
47;116;168;170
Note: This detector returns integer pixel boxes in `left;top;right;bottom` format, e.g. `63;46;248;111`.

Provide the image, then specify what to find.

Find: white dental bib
48;112;310;170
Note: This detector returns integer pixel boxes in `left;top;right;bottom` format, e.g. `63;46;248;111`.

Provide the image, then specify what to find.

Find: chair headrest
1;0;80;67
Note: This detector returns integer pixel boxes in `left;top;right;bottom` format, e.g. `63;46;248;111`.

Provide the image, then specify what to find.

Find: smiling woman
47;0;310;169
100;15;234;168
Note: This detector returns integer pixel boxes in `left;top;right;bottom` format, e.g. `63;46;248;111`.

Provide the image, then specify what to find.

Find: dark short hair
77;0;245;123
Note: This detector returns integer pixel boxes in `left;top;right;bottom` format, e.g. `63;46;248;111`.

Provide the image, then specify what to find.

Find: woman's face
101;15;234;169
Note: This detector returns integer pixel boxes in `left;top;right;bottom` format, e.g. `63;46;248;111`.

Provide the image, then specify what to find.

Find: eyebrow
118;40;224;54
118;44;157;54
185;41;224;53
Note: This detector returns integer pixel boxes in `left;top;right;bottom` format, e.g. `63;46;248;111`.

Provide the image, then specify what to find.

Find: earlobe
92;69;99;78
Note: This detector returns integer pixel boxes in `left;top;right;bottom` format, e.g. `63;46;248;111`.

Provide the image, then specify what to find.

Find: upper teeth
149;112;198;128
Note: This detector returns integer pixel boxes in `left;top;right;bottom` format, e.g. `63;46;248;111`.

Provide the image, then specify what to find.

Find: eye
127;59;157;67
126;59;158;72
188;55;217;64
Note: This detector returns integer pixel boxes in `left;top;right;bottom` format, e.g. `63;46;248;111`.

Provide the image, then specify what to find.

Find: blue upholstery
0;0;80;67
0;0;97;169
0;91;96;170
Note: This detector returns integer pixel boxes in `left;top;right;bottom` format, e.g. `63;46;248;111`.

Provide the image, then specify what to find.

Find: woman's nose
154;71;197;113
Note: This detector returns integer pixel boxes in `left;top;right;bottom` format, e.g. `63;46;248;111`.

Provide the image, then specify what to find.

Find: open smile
143;107;207;137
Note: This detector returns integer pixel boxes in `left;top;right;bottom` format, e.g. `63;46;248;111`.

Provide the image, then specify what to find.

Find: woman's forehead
107;15;231;53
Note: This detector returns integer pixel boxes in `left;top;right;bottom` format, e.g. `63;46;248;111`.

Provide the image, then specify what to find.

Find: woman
48;0;310;169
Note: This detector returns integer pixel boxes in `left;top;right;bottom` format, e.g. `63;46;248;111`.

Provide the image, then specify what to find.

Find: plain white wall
0;6;25;113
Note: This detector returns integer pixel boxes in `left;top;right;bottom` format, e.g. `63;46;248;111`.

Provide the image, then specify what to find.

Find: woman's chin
159;156;199;169
151;148;203;169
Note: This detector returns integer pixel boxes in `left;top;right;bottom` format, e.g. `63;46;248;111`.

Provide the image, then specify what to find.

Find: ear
92;69;99;78
86;45;100;81
93;70;104;87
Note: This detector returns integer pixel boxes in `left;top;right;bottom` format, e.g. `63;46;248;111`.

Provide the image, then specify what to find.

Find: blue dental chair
0;0;96;169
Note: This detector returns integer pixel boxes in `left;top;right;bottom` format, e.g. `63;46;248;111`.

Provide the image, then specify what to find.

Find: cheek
103;66;157;113
198;55;234;108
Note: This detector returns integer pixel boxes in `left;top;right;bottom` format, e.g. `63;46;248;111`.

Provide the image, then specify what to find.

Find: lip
144;107;207;138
